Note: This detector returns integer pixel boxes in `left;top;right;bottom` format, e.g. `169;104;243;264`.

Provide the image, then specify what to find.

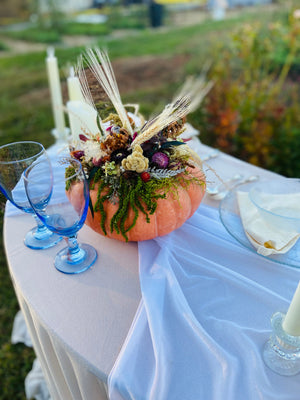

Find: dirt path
18;52;190;109
0;4;278;58
0;34;100;57
0;36;47;56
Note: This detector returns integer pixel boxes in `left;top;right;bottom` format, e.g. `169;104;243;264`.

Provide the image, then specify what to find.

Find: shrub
199;9;300;177
63;22;111;36
4;27;61;43
0;41;8;51
107;5;148;30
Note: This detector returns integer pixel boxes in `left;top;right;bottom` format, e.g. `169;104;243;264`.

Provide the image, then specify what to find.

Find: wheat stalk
133;66;213;146
84;48;133;135
133;96;191;147
174;65;214;113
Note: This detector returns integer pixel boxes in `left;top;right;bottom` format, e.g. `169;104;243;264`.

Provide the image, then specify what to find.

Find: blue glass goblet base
54;242;97;274
24;224;62;250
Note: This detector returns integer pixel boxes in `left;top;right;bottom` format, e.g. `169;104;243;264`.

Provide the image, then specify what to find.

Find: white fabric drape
11;310;33;347
109;204;300;400
5;140;289;400
25;359;52;400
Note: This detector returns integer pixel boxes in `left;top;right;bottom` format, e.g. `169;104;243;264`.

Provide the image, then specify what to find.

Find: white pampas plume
75;55;96;110
84;48;133;135
174;64;214;113
133;96;191;147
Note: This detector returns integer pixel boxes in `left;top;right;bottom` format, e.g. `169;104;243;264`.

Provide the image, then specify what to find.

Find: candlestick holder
51;127;71;145
263;311;300;376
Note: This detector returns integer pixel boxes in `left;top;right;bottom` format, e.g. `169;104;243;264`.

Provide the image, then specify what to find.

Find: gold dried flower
103;113;122;126
121;145;149;173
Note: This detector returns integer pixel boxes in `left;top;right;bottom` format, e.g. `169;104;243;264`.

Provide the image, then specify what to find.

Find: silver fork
207;174;259;200
201;149;220;162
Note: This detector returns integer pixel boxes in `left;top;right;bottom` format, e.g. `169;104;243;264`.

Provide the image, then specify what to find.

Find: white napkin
237;191;300;256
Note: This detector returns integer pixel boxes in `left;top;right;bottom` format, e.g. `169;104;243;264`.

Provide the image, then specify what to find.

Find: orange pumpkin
82;166;206;242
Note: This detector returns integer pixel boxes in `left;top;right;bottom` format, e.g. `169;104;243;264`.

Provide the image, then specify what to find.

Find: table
4;145;299;400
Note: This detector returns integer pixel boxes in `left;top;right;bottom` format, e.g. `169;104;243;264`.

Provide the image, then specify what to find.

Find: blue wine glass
0;141;62;249
24;156;97;274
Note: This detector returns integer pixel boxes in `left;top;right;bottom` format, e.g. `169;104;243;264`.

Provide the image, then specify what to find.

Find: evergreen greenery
91;171;204;241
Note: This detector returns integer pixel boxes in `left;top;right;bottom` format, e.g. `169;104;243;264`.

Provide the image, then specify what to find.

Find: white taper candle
67;66;85;102
46;47;65;133
67;100;99;143
282;281;300;336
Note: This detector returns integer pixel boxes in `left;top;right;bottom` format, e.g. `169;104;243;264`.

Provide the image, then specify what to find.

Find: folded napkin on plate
237;191;300;256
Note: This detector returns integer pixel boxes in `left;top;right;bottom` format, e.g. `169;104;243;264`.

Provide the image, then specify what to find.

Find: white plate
219;181;300;268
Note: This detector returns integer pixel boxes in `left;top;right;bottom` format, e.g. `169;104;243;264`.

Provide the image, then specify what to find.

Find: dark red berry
141;171;151;182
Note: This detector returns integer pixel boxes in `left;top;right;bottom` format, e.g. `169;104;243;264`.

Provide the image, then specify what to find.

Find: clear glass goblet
0;141;62;249
24;156;97;274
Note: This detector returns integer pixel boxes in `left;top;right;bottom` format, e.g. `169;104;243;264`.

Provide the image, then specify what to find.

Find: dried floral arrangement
68;48;212;241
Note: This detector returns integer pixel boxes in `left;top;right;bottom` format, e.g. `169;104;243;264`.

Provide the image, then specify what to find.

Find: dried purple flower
92;157;102;167
71;150;84;160
79;134;88;142
151;152;169;168
92;155;110;167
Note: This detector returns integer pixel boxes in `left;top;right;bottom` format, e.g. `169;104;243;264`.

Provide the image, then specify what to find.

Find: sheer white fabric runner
108;204;300;400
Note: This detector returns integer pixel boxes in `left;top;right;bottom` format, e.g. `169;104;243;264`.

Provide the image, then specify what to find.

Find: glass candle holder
263;311;300;376
51;127;71;144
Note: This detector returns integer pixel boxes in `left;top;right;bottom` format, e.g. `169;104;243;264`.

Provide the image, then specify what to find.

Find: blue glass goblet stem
24;156;97;274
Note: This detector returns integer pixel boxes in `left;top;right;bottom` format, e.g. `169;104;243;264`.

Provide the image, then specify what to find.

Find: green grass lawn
0;4;297;398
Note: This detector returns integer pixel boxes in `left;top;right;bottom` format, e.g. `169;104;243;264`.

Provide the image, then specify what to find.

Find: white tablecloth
5;144;300;400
